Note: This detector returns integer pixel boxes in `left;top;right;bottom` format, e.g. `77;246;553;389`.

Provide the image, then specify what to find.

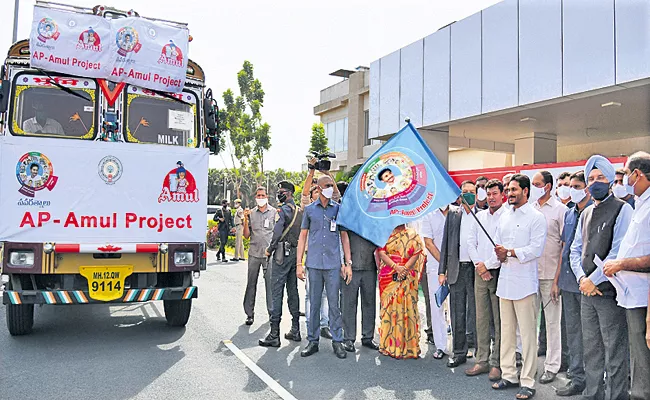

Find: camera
308;151;336;171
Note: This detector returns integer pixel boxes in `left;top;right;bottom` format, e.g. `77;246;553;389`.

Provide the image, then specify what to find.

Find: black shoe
515;352;523;367
299;311;306;317
320;327;333;340
300;342;319;357
556;382;585;397
343;341;355;352
446;356;467;368
245;316;254;326
361;340;379;350
333;342;347;359
239;258;246;261
539;371;556;384
427;333;435;345
284;329;301;342
222;259;228;263
231;258;239;262
259;331;280;347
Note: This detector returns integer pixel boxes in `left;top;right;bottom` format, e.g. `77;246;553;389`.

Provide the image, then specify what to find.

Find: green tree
309;122;329;155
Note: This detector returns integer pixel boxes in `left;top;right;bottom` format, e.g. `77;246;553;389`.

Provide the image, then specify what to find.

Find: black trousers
450;262;475;358
627;307;650;400
269;247;299;331
217;230;228;260
340;270;377;342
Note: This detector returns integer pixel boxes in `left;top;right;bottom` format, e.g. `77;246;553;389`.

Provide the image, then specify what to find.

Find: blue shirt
558;200;592;293
301;199;342;270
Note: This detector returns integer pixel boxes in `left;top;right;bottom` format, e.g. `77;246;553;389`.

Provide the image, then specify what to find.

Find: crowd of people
221;153;650;400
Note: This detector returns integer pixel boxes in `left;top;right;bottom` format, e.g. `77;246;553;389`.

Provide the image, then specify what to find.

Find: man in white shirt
466;179;507;381
603;151;650;400
22;101;64;135
530;171;567;385
488;174;547;400
420;207;451;360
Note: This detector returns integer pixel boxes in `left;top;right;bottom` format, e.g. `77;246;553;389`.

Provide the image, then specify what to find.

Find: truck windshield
10;75;96;139
125;86;197;147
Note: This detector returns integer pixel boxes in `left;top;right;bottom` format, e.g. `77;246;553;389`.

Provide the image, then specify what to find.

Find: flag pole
460;193;497;248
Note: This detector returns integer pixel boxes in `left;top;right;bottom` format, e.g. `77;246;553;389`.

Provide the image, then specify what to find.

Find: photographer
302;157;340;206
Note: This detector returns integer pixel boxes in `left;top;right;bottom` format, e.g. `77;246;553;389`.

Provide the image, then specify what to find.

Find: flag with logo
338;122;460;246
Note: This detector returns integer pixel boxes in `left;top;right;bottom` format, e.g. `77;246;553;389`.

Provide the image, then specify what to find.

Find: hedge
206;224;250;251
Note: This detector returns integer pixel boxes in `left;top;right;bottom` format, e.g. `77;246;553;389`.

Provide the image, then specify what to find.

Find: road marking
222;340;297;400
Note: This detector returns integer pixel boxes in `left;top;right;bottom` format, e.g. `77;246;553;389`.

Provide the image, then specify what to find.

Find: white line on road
222;340;298;400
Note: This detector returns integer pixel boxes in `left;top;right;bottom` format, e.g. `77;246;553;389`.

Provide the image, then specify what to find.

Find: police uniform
259;181;303;347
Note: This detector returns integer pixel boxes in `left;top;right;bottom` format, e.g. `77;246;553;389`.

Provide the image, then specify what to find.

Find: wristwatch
506;250;513;258
346;260;352;267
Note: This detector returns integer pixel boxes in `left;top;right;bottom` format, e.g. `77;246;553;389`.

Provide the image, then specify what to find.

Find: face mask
477;187;487;202
35;111;46;121
588;181;610;201
625;172;638;196
557;185;571;200
612;184;628;199
277;192;287;204
255;198;268;207
570;188;587;204
529;185;546;203
461;192;476;206
321;187;334;199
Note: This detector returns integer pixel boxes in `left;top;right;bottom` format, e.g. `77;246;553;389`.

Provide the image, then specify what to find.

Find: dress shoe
332;342;347;359
539;370;556;384
426;333;435;345
515;352;523;367
259;330;280;348
488;367;502;382
299;311;306;317
300;342;319;357
465;363;489;376
239;258;246;261
231;258;239;262
343;341;355;352
245;316;254;326
556;382;585;397
320;327;333;339
361;340;379;350
446;356;467;368
284;328;301;342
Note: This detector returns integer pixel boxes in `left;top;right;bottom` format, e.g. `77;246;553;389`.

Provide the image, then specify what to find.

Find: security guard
259;181;303;347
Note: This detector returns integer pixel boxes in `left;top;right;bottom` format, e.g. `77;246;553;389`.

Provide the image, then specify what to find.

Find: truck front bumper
3;286;198;305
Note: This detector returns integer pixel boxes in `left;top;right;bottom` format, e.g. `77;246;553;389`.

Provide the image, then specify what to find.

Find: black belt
460;261;474;267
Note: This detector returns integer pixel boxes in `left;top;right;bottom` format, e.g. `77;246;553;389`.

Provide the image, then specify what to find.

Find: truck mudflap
3;286;198;305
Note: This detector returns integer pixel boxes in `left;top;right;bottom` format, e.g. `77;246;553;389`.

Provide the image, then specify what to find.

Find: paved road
0;251;570;399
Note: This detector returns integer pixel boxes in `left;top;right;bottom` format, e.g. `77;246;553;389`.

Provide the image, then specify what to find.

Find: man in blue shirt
554;171;592;397
296;175;352;359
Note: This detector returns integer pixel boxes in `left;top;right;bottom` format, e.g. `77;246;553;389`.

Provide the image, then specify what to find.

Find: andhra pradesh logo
16;152;58;198
115;26;142;56
37;18;60;43
76;26;102;52
358;150;434;217
158;161;199;203
158;40;184;67
98;155;123;185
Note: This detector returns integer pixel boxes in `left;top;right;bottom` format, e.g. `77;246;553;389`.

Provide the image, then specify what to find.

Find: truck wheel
163;299;192;327
6;304;34;336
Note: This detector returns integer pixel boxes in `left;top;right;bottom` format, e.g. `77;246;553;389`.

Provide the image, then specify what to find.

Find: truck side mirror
205;135;219;155
203;89;218;134
0;80;10;113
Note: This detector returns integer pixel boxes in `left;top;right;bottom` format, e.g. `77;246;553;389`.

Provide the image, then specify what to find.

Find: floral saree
377;226;425;359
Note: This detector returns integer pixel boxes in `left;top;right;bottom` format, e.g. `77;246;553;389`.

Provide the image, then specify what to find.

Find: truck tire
6;304;34;336
163;299;192;327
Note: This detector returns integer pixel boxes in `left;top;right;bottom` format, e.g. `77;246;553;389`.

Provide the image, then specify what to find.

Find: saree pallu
377;227;424;359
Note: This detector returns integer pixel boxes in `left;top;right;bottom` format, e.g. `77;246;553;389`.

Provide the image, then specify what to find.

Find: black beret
277;180;295;193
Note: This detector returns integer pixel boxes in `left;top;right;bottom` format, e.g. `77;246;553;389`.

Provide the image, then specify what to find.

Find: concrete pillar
419;128;450;169
514;132;557;165
347;72;366;165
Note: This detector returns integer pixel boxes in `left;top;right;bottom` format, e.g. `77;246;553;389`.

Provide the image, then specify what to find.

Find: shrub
206;226;251;251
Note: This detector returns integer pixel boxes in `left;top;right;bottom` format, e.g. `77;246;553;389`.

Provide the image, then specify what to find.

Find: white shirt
467;205;507;269
614;187;650;309
419;210;445;271
459;209;476;262
533;197;568;280
22;117;64;134
488;203;548;300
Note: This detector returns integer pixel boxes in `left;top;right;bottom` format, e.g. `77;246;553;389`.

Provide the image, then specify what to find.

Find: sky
1;0;501;171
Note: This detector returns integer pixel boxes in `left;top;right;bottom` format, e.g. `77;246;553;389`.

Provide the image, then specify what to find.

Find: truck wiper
35;68;92;102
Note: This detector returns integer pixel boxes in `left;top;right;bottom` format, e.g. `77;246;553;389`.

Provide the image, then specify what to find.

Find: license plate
79;266;133;302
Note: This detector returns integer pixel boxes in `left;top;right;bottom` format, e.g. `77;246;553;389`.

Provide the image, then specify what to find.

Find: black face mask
277;191;287;204
588;181;610;201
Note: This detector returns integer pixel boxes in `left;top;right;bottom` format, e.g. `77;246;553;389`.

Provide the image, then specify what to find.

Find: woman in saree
377;224;425;359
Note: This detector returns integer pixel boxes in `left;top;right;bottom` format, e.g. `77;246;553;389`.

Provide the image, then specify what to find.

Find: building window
364;110;381;146
325;117;348;153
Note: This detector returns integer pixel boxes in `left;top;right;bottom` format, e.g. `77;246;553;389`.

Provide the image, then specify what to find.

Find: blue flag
338;122;461;246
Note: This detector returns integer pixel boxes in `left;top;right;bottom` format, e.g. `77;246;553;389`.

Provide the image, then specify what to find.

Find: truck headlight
9;251;34;266
174;251;194;266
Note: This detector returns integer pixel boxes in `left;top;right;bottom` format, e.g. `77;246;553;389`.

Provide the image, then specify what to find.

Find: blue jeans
306;267;343;343
305;268;329;330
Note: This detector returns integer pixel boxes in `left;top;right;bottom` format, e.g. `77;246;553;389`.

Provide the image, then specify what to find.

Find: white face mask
570;188;587;204
529;185;546;203
321;187;334;199
477;187;487;202
612;184;628;199
255;198;268;207
557;185;571;200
